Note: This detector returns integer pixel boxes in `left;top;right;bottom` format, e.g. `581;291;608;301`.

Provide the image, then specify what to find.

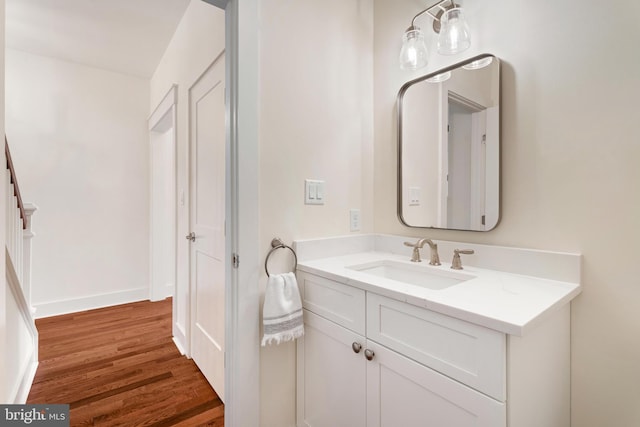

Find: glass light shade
462;56;493;70
399;29;428;70
437;8;471;55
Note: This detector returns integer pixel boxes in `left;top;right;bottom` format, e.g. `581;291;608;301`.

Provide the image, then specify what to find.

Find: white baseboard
12;360;38;404
149;283;174;302
173;321;189;357
33;287;149;318
6;250;40;403
172;336;187;356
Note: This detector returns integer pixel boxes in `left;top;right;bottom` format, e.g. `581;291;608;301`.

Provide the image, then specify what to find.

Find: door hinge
232;253;239;268
482;134;487;144
481;215;486;225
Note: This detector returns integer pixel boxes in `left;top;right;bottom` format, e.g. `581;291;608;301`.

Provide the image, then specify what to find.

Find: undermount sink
346;260;474;290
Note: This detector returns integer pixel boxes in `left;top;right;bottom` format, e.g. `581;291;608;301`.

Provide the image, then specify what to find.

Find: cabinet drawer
367;293;505;401
297;272;366;334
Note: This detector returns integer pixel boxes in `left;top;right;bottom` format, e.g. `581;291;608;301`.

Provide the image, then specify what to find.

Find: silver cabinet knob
364;349;375;361
186;232;196;242
352;342;362;354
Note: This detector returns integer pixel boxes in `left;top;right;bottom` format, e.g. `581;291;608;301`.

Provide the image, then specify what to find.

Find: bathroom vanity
294;235;581;427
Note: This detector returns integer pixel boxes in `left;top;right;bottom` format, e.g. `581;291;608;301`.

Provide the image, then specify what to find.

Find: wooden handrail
5;137;26;229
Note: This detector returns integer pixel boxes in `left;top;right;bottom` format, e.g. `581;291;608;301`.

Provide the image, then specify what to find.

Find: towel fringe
261;325;305;346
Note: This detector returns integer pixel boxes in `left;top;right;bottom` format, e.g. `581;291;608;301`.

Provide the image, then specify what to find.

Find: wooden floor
27;299;224;426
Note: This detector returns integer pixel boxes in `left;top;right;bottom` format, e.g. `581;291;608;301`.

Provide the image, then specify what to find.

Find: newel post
23;202;38;313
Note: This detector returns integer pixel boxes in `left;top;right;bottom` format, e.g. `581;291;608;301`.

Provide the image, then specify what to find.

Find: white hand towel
262;272;304;346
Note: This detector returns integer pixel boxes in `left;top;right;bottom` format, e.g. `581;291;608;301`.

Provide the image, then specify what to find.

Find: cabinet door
297;310;367;427
365;340;505;427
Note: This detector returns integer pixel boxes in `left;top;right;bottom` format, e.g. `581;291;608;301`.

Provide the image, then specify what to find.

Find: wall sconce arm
409;0;458;33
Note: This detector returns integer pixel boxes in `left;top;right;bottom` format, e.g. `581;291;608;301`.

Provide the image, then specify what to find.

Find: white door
189;52;226;402
365;340;505;427
297;310;367;427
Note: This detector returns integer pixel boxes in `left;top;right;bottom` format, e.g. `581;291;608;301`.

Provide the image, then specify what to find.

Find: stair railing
5;137;37;307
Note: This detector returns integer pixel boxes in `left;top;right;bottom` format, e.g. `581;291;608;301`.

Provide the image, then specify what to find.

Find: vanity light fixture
399;0;472;71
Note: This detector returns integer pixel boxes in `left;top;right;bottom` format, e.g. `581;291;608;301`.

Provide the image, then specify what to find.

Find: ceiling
6;0;192;79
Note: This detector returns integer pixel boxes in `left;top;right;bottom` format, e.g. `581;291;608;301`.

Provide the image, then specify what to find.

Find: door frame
201;1;260;426
443;91;486;230
148;84;178;303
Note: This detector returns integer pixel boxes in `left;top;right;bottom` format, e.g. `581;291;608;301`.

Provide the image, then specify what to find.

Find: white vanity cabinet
296;271;570;427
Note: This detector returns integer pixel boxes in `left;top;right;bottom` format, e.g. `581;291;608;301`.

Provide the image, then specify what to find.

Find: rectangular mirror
398;54;500;231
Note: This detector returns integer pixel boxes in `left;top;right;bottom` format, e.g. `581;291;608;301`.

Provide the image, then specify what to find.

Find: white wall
401;81;441;226
5;49;150;317
257;0;374;425
374;0;640;425
149;0;225;354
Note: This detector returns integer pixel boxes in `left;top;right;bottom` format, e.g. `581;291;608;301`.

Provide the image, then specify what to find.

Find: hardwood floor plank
27;299;224;426
171;405;225;427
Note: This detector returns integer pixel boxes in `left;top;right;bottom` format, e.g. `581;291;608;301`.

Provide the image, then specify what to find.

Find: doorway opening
445;92;488;230
149;87;177;304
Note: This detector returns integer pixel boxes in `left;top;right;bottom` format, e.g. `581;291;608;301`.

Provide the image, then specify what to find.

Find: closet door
297;310;366;427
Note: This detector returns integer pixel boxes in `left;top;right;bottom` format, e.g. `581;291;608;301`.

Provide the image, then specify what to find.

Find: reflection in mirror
398;54;500;231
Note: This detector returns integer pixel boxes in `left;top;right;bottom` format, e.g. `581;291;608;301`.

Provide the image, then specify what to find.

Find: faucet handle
455;249;475;255
429;243;441;266
404;241;422;262
451;249;474;270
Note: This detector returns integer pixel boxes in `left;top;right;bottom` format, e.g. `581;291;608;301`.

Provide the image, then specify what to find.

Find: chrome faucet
403;238;441;265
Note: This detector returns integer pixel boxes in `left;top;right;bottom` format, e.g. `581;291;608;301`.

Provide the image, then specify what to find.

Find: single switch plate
350;209;361;231
305;179;325;205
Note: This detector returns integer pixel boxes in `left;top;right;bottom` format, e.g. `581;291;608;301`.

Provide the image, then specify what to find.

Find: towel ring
265;238;298;277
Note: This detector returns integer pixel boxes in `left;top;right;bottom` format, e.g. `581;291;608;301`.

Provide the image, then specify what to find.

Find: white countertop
297;251;582;336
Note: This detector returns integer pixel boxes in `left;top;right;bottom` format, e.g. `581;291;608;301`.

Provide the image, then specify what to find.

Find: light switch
305;179;325;205
316;182;324;201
